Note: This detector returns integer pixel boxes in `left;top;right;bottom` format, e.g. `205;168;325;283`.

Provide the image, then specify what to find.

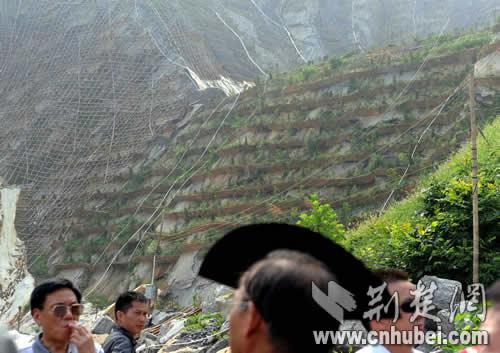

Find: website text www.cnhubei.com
313;326;488;346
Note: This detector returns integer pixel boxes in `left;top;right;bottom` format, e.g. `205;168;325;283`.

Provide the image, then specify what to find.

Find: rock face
91;315;115;335
475;50;500;78
0;0;497;306
418;276;463;312
0;187;34;325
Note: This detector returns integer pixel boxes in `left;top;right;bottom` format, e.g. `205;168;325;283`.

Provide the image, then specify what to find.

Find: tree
296;194;345;244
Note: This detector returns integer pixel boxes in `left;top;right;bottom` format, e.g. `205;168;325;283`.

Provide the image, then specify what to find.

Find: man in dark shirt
102;292;148;353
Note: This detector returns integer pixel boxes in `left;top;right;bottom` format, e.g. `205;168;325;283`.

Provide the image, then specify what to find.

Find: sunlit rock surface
0;187;34;325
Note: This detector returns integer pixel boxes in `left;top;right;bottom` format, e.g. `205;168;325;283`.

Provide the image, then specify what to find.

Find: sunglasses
49;303;84;318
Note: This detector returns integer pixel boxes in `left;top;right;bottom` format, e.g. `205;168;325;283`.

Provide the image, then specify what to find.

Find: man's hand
69;322;96;353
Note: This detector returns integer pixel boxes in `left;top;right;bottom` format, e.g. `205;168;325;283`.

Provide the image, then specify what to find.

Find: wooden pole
469;74;479;283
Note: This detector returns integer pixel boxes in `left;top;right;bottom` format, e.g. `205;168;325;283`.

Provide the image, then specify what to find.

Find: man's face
387;280;425;333
116;301;148;337
32;288;80;343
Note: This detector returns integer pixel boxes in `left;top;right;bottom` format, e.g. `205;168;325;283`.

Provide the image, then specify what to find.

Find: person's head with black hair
29;278;97;353
228;250;338;353
113;291;149;338
199;223;393;353
374;268;410;284
30;278;82;313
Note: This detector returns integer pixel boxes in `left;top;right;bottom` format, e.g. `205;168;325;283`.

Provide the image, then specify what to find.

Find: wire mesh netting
0;0;498;279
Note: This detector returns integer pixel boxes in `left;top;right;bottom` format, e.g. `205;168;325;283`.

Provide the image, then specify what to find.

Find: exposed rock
475;51;500;79
159;319;186;344
142;331;159;342
91;315;115;335
0;187;35;324
152;311;179;326
436;309;455;335
202;289;233;315
418;276;463;311
206;339;229;353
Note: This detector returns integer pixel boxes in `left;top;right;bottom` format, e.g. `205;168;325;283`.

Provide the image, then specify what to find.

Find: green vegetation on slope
269;27;495;87
345;117;499;285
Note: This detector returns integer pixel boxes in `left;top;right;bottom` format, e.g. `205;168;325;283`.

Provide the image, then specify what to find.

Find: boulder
159;319;186;344
213;293;233;316
152;311;179;326
206;339;229;353
418;276;462;311
91;315;115;334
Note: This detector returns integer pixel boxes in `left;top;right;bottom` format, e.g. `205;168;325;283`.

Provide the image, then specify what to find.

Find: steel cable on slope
18;2;197;268
161;76;479;242
80;49;478;292
13;2;494;288
104;78;470;266
379;80;469;212
377;48;499;212
76;0;282;284
77;78;272;296
83;91;242;297
27;0;274;276
213;9;267;77
76;97;230;276
248;0;307;64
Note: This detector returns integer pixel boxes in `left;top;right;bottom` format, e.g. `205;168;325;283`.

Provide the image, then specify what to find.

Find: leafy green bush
347;117;500;285
301;65;317;81
184;312;225;331
328;56;344;71
432;310;482;353
296;194;346;244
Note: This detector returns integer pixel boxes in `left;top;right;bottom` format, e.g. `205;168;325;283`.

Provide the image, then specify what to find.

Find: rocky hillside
0;186;34;324
0;0;498;304
48;27;500;304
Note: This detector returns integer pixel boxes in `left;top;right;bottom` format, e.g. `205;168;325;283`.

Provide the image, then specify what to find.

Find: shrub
346;117;500;286
296;194;346;244
184;312;225;331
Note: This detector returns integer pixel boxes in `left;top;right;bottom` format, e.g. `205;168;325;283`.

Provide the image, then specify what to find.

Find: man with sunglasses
19;279;103;353
356;269;424;353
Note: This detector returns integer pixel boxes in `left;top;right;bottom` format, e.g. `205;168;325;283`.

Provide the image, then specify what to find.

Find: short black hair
114;291;148;316
374;268;409;284
239;250;338;353
30;278;82;312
